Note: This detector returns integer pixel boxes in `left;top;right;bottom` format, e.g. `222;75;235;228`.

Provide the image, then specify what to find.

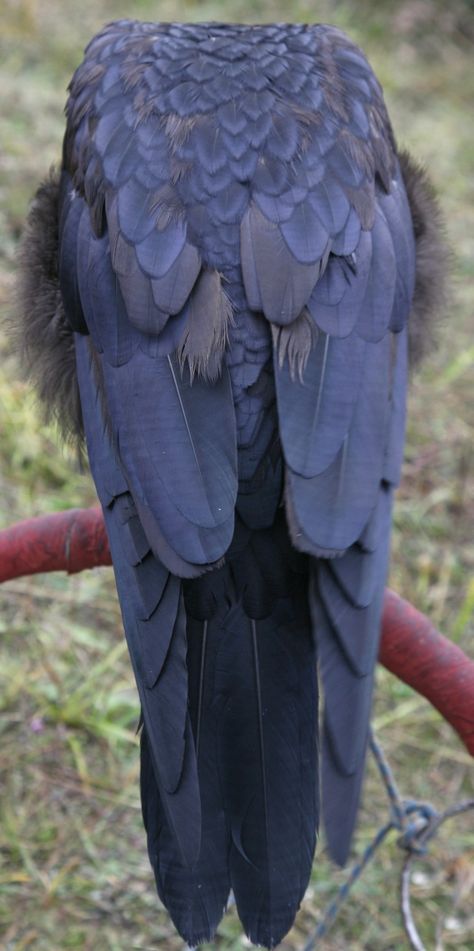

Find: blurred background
0;1;473;948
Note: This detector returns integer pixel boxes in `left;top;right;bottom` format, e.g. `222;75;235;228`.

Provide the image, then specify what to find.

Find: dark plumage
397;150;450;368
15;19;448;947
13;171;83;443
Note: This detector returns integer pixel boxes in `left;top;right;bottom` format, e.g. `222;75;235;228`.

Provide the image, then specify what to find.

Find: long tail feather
143;610;233;946
196;532;319;948
224;607;318;947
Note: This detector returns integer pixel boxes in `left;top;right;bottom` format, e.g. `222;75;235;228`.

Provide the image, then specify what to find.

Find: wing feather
74;334;201;864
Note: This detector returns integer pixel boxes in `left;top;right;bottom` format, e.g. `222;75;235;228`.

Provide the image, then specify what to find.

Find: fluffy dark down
13;170;83;443
399;149;450;368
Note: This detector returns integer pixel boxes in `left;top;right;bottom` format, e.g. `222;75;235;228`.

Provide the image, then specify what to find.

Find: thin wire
301;820;394;950
301;730;444;951
400;798;474;951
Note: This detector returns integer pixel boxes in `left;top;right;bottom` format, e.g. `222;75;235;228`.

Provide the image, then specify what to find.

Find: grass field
0;1;473;949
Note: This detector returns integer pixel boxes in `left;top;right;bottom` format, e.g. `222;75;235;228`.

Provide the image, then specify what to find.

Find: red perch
1;507;473;755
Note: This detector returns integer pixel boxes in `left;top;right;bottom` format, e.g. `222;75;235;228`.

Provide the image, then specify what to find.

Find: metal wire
400;798;474;951
300;818;394;951
300;730;473;950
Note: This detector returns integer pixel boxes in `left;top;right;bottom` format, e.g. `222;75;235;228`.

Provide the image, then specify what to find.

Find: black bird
16;19;447;948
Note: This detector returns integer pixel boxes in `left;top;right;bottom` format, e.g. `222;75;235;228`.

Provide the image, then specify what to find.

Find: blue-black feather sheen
55;18;418;948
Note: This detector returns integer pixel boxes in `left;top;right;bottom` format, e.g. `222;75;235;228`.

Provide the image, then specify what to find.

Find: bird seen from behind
15;18;447;948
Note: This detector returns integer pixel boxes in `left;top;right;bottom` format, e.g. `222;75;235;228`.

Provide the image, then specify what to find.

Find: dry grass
0;2;473;949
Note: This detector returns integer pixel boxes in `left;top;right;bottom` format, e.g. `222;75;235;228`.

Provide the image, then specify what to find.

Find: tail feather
141;721;230;945
143;516;319;948
214;584;318;947
140;608;233;946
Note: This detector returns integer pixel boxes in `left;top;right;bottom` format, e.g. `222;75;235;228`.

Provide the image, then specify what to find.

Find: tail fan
185;521;320;948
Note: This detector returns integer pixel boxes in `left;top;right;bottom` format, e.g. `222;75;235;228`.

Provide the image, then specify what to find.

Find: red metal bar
1;507;473;755
0;506;111;580
380;590;474;755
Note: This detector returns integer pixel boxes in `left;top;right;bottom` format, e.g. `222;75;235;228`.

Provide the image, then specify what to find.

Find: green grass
1;2;473;949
